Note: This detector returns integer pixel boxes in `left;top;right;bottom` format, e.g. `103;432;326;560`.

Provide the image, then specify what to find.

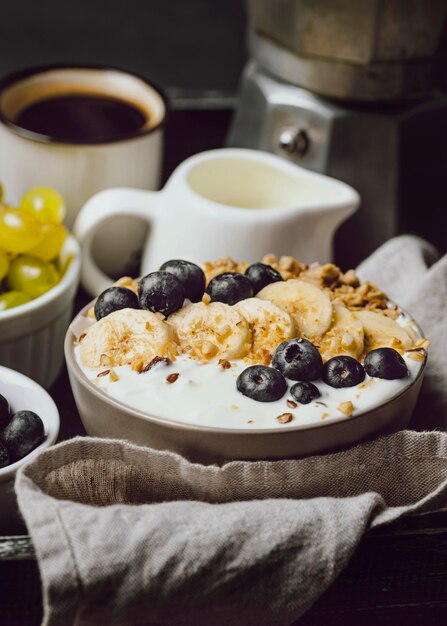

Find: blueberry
364;347;409;380
322;356;365;388
0;410;44;463
244;263;283;294
207;272;254;305
94;286;139;320
236;365;287;402
290;381;320;404
0;441;9;468
272;338;323;381
159;259;206;302
139;271;185;317
0;394;10;430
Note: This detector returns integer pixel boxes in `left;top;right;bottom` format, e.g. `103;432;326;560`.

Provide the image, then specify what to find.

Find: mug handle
73;187;160;296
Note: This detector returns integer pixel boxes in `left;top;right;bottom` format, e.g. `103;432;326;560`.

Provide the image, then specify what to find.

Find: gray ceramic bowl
65;304;426;464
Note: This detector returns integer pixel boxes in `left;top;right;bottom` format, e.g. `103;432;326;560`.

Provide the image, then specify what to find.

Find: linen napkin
15;235;447;626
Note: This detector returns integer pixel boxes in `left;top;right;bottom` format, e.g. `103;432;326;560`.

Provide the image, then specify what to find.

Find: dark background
0;0;247;107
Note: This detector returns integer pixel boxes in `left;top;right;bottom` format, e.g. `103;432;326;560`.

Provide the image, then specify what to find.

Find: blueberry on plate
236;365;287;402
94;286;139;320
272;338;323;381
207;272;254;305
159;259;206;302
0;441;9;468
1;410;44;463
322;355;365;388
364;347;409;380
290;381;321;404
0;393;10;430
139;271;185;317
244;263;283;294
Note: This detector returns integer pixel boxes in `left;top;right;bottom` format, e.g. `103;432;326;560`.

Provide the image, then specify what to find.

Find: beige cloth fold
15;235;447;626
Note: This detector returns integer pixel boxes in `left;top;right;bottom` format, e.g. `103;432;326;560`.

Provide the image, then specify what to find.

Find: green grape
28;223;67;261
20;186;66;224
0;290;32;311
0;248;9;280
8;255;59;298
0;208;43;253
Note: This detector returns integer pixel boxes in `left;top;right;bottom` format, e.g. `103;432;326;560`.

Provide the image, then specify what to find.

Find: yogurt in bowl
66;255;428;462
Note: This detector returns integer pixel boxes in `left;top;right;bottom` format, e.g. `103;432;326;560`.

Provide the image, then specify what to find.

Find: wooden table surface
0;109;446;625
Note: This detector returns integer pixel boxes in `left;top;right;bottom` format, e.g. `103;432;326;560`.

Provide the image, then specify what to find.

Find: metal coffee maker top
228;2;447;266
247;0;447;101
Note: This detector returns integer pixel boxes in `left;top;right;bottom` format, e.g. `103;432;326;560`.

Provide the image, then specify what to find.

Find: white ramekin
0;364;59;528
0;234;80;388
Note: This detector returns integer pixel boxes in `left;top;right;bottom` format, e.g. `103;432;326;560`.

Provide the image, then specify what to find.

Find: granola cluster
204;254;394;318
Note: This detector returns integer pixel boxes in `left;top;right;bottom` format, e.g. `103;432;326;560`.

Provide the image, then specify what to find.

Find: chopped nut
287;400;298;409
87;306;96;319
166;372;179;384
278;256;298;272
97;369;110;378
337;401;354;416
113;276;139;294
79;332;87;342
109;369;119;382
260;254;306;280
131;356;146;373
140;356;172;373
202;292;211;304
201;341;217;357
276;412;293;424
407;351;426;361
203;256;249;284
321;412;329;420
262;253;277;265
100;354;113;367
218;358;231;370
247;419;254;424
415;338;430;351
339;269;360;287
358;380;373;389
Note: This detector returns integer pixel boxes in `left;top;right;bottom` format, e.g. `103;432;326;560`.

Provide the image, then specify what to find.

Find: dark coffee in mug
15;94;149;143
0;65;167;279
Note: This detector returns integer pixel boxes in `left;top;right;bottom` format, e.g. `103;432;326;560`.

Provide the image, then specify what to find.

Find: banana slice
319;304;364;361
168;301;251;361
355;310;414;354
80;308;179;369
257;278;333;340
235;298;296;365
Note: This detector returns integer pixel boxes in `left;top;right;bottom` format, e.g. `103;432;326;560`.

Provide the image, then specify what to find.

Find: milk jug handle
73;188;160;296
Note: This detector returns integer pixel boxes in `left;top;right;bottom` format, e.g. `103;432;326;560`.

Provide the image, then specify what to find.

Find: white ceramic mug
0;64;167;277
74;148;360;296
